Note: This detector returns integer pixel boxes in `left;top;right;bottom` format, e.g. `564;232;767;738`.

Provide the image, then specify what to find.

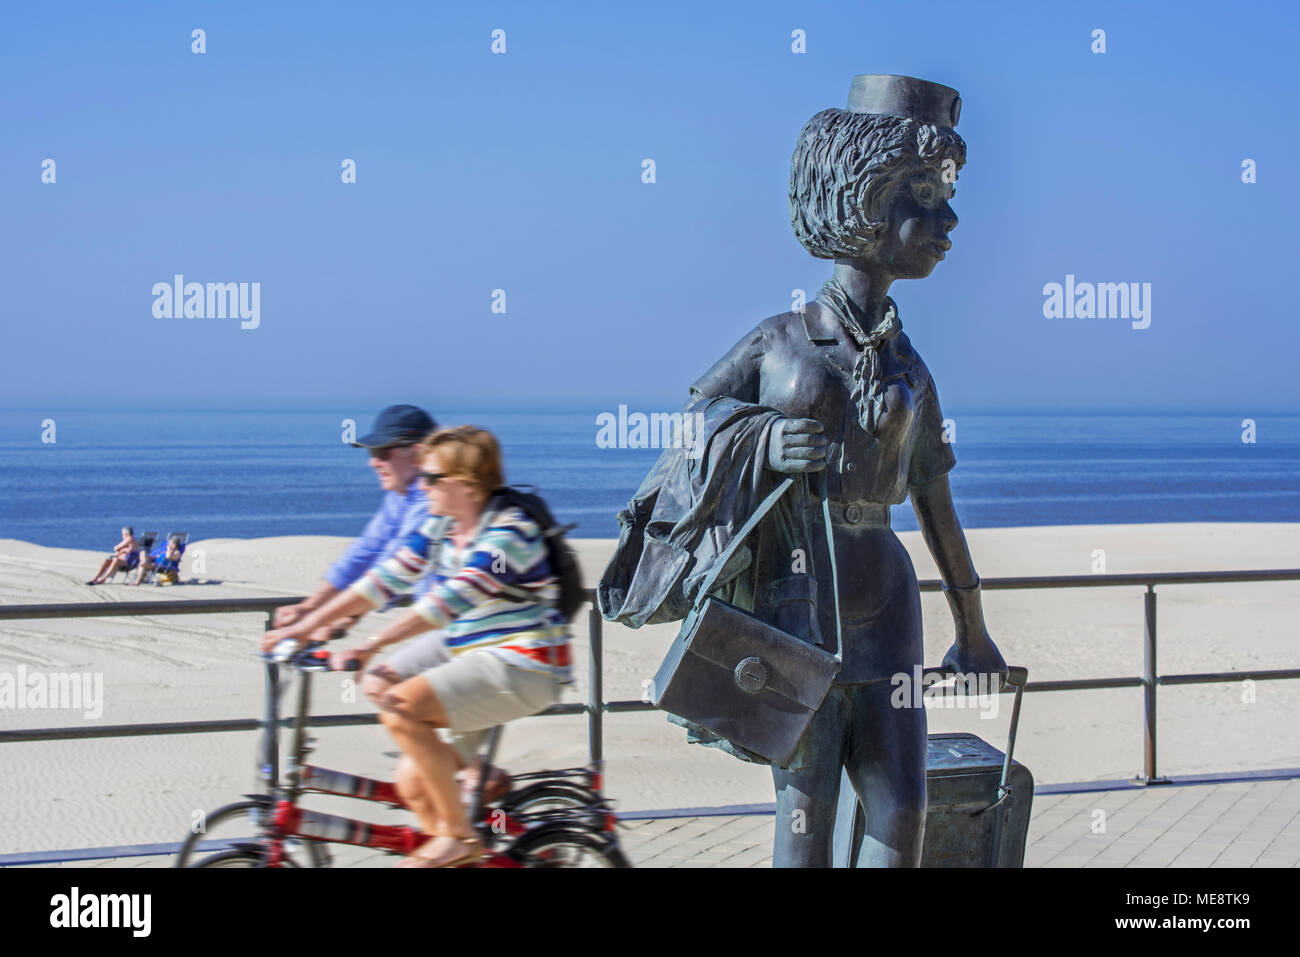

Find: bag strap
489;494;570;608
693;471;844;661
816;471;844;662
693;477;792;602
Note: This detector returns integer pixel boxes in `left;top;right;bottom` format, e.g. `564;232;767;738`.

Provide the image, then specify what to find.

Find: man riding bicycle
273;403;438;639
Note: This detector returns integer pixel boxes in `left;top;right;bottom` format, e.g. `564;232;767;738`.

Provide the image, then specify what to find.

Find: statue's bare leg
844;679;927;867
771;686;847;867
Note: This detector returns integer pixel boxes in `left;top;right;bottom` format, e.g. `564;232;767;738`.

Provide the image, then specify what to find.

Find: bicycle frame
228;648;619;868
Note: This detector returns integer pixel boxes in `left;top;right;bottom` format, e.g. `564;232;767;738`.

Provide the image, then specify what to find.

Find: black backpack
491;486;584;623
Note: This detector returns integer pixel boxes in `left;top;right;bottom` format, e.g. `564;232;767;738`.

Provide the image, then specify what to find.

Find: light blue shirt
325;479;434;606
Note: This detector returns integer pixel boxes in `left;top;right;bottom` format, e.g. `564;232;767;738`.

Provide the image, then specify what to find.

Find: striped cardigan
350;498;571;682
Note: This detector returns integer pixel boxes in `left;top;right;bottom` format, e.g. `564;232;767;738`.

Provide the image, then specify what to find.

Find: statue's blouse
690;295;956;508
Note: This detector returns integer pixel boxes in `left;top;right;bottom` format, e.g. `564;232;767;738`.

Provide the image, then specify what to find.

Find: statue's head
790;75;966;278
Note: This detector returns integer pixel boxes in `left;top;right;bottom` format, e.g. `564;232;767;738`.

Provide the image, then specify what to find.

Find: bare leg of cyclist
394;753;444;837
379;678;483;867
382;715;480;866
393;735;469;822
367;668;486;809
373;673;452;840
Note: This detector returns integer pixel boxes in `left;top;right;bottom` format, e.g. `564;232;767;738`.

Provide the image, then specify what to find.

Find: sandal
397;834;486;869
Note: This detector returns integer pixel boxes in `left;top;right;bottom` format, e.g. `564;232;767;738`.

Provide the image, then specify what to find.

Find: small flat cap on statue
845;74;961;128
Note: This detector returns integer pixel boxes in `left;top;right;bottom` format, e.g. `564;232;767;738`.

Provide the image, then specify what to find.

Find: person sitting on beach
86;526;138;585
127;540;157;586
130;536;183;586
263;426;571;867
273;404;438;639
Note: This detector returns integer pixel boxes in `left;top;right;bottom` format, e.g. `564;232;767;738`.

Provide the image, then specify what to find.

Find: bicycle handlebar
265;636;363;672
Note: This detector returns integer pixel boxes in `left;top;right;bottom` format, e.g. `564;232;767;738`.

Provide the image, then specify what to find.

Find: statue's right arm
687;323;825;473
688;325;766;404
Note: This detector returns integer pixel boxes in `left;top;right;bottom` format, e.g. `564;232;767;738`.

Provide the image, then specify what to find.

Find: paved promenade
618;777;1300;868
10;776;1299;868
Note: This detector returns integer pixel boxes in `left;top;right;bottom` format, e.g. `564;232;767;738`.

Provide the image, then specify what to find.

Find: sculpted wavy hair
789;109;966;260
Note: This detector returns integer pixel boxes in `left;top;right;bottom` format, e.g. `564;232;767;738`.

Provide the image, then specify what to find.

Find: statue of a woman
600;75;1007;867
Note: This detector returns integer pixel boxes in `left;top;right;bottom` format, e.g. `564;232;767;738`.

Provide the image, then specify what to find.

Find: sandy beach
1;524;1298;857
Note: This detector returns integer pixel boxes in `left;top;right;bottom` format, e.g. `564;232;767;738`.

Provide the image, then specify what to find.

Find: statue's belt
818;500;890;527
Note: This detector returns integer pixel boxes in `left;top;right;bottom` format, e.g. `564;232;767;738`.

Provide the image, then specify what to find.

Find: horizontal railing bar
919;569;1300;591
1159;669;1300;685
0;596;304;620
1022;677;1144;692
2;718;273;742
0;591;600;621
3;570;1298;621
604;700;656;714
0;702;586;744
6;667;1294;744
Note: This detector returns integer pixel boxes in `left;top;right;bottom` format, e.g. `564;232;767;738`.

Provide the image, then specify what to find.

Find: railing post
588;603;604;768
261;612;280;794
1140;585;1167;784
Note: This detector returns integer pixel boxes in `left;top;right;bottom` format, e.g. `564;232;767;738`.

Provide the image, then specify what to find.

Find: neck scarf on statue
814;277;903;436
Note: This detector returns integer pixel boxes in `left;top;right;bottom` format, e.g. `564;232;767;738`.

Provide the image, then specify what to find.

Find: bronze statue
600;74;1007;867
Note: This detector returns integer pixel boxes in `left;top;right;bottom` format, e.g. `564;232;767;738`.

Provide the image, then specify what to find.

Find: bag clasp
734;656;768;693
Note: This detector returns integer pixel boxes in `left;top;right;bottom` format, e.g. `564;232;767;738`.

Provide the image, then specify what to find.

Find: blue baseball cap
352;404;437;449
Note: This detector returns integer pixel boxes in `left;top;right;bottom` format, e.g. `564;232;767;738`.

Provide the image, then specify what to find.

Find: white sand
1;525;1298;856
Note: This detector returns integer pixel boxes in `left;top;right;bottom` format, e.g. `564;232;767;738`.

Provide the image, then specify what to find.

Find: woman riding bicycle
263;425;571;867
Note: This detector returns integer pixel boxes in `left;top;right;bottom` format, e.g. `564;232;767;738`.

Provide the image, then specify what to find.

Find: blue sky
3;0;1297;414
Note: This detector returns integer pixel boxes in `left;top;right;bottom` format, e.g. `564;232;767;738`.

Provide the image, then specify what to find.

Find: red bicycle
176;640;630;868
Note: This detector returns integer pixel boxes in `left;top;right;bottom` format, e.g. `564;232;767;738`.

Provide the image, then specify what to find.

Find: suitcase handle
920;664;1028;804
971;784;1011;817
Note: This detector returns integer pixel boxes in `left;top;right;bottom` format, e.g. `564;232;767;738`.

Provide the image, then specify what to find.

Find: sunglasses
419;471;448;485
368;443;413;462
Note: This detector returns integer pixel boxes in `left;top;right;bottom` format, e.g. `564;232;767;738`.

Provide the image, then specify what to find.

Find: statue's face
867;167;957;279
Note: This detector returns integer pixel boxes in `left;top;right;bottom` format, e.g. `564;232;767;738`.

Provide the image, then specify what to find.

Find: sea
0;409;1297;551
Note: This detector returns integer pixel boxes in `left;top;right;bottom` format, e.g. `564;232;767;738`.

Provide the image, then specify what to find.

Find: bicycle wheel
479;782;609;845
507;823;632;868
188;843;323;868
175;799;329;868
189;848;265;868
501;781;602;815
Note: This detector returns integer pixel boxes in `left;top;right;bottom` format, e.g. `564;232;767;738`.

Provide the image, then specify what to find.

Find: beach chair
142;532;189;586
107;531;157;584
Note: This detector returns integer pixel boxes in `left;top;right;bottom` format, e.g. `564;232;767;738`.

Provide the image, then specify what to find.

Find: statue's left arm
907;380;1007;679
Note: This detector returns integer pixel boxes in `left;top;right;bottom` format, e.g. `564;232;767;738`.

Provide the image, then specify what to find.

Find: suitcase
832;665;1033;867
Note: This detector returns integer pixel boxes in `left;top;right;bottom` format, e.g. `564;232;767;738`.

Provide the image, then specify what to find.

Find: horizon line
2;405;1299;417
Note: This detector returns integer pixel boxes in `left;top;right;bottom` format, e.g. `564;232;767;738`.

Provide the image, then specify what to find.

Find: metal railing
2;570;1299;785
